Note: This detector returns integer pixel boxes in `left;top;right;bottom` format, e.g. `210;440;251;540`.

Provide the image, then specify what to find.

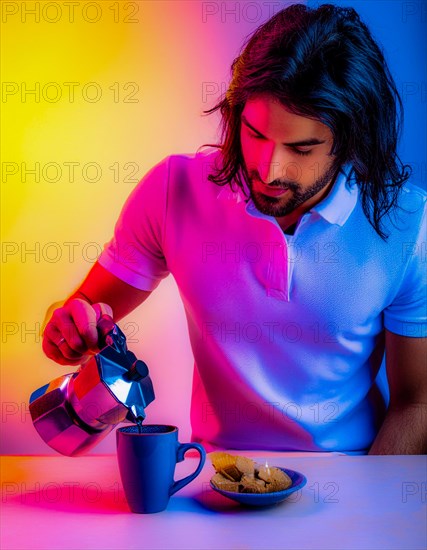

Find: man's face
240;95;339;221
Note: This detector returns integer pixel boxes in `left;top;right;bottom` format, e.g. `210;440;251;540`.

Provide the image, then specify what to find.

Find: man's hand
41;262;152;366
42;298;113;366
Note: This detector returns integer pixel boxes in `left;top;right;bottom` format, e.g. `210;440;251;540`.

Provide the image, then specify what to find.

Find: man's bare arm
369;330;427;454
42;262;152;365
65;261;152;322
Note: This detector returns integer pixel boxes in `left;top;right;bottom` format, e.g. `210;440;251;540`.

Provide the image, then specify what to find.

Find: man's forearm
369;403;427;455
64;290;93;305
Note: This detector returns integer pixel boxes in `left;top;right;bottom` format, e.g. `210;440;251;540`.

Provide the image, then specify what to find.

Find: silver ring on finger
56;337;67;347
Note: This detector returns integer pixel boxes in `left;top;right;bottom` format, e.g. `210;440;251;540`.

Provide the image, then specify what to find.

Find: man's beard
245;159;341;218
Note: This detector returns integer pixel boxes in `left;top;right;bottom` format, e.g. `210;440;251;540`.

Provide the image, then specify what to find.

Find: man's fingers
67;299;98;349
91;303;115;348
50;307;87;353
42;334;88;366
41;299;114;366
93;302;114;321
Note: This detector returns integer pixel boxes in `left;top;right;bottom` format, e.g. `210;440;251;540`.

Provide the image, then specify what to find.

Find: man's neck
275;212;303;233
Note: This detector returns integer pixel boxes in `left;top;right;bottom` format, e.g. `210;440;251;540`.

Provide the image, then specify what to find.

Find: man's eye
249;131;264;140
292;148;312;156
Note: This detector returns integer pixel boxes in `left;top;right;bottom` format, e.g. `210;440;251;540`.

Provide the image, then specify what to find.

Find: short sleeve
383;202;427;337
98;157;170;291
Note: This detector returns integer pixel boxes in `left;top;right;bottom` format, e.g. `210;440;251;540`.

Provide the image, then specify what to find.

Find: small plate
209;467;307;507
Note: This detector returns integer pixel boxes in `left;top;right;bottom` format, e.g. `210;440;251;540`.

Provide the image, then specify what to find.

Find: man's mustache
248;170;299;191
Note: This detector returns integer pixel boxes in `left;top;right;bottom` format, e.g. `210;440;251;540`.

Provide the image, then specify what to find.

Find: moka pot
29;315;155;456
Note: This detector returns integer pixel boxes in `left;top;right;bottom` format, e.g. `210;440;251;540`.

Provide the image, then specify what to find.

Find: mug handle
170;443;206;496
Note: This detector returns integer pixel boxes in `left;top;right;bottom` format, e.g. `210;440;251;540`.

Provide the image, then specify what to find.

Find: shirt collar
311;163;358;226
217;163;358;227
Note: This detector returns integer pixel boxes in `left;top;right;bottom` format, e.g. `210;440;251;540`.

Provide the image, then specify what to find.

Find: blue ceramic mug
116;425;206;513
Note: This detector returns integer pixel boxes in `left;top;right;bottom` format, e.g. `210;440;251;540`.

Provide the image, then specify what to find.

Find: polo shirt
98;148;427;453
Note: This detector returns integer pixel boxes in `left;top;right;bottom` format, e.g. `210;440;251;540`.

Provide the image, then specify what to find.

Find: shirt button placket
267;235;290;301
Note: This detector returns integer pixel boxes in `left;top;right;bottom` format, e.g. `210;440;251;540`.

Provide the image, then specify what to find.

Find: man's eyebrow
241;115;266;137
241;115;326;147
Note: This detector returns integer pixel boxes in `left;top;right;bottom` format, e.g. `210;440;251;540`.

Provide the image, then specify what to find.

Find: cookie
257;465;292;492
239;474;268;494
210;452;237;472
236;455;255;476
220;464;243;482
211;472;240;492
209;452;294;494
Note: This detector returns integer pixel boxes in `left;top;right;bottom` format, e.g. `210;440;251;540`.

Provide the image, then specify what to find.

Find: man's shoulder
160;147;225;200
165;147;223;171
379;181;427;239
397;181;427;210
393;181;427;224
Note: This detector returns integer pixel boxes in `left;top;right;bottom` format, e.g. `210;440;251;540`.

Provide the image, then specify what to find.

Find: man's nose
258;146;284;184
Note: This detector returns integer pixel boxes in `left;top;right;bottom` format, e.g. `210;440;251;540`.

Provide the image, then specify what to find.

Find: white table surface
1;452;426;550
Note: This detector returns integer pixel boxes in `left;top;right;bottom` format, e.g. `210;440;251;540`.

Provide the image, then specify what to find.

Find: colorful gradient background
1;1;425;454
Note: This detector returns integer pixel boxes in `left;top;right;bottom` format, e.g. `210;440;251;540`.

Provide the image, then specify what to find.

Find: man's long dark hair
204;3;410;239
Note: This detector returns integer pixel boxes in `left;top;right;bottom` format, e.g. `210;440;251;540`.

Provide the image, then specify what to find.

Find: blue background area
307;0;427;191
307;1;427;405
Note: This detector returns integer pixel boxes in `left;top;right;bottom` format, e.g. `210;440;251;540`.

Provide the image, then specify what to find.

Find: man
42;4;426;454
